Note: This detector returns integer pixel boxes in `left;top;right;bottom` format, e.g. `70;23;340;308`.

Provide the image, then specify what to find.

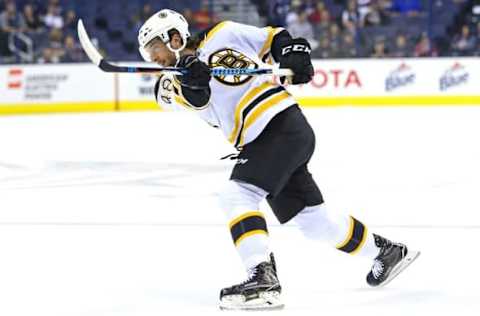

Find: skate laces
371;259;384;279
243;266;258;284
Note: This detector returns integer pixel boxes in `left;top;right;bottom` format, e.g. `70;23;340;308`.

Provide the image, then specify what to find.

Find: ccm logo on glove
281;44;312;55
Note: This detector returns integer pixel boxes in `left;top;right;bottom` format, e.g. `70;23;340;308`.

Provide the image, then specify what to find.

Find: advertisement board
0;64;115;114
2;58;480;115
286;58;480;106
116;72;159;111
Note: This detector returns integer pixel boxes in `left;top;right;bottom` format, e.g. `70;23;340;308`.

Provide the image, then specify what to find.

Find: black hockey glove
176;54;211;90
278;38;314;85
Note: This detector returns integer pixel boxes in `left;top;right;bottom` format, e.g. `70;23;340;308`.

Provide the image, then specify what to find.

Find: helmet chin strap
167;37;187;66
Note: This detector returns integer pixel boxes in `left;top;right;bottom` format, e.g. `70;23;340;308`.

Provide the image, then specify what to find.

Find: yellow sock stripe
229;211;265;229
336;216;355;249
350;227;368;255
228;82;274;143
238;91;291;146
234;229;268;247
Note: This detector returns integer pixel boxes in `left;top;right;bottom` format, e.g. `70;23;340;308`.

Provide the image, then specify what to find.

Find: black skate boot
367;234;420;287
219;253;283;310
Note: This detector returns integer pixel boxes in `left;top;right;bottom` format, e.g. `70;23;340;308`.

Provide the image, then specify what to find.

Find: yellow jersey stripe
336;216;355;249
228;82;274;143
258;27;274;58
198;21;229;49
229;211;265;229
235;230;268;247
258;27;283;59
238;91;291;146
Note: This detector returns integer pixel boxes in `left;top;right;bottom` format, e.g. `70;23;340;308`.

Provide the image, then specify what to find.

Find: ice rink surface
1;107;480;315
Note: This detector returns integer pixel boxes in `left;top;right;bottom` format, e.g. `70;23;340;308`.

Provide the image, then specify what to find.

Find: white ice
1;107;479;316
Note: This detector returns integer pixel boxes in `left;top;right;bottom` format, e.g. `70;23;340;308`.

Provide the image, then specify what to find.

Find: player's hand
176;54;211;90
279;38;314;85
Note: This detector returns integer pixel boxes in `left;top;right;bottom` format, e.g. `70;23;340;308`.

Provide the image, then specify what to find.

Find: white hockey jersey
155;21;297;149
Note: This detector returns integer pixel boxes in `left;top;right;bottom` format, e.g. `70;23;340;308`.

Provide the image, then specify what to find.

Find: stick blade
77;19;103;66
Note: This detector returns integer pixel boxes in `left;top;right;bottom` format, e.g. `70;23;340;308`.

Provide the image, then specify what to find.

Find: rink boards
1;58;480;114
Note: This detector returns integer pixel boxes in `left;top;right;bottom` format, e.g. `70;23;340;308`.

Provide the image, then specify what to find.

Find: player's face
145;39;175;66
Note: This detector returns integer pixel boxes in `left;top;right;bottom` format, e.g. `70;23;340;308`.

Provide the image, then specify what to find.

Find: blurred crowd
267;0;476;58
0;0;219;63
1;0;479;64
0;0;85;63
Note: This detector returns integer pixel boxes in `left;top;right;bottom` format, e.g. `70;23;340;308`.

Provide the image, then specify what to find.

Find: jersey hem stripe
234;86;286;147
228;81;274;143
236;90;292;147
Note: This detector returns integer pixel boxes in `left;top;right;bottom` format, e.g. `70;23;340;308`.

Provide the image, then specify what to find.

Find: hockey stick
77;19;294;77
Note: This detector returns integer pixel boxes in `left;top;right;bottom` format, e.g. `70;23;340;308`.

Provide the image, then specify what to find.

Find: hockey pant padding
294;204;379;259
219;180;271;270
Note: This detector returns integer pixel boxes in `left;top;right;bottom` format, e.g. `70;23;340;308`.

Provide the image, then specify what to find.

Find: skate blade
219;291;284;311
377;249;421;288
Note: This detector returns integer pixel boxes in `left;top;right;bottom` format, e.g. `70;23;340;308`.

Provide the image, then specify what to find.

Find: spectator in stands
414;32;437;57
63;9;77;33
473;0;480;16
474;22;480;56
269;0;290;26
132;4;153;30
342;0;360;31
308;1;327;25
287;10;319;50
362;0;389;27
43;4;63;29
370;37;387;57
390;34;410;57
340;32;357;58
312;35;333;59
452;25;476;55
252;0;270;21
285;0;302;26
0;1;25;33
378;0;394;13
47;0;61;11
182;8;198;34
303;0;318;15
37;46;59;63
192;1;215;31
357;0;372;24
62;34;83;62
49;26;62;45
39;27;64;61
23;3;43;32
313;9;332;39
328;22;342;56
389;0;422;16
0;26;12;61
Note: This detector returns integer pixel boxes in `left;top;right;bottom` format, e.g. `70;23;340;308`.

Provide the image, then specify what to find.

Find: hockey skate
367;234;420;287
219;253;283;310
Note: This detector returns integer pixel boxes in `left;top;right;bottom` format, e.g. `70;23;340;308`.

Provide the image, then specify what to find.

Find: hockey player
138;9;420;310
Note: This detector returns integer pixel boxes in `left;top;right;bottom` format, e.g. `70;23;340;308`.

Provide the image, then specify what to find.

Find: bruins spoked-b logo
209;49;258;86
